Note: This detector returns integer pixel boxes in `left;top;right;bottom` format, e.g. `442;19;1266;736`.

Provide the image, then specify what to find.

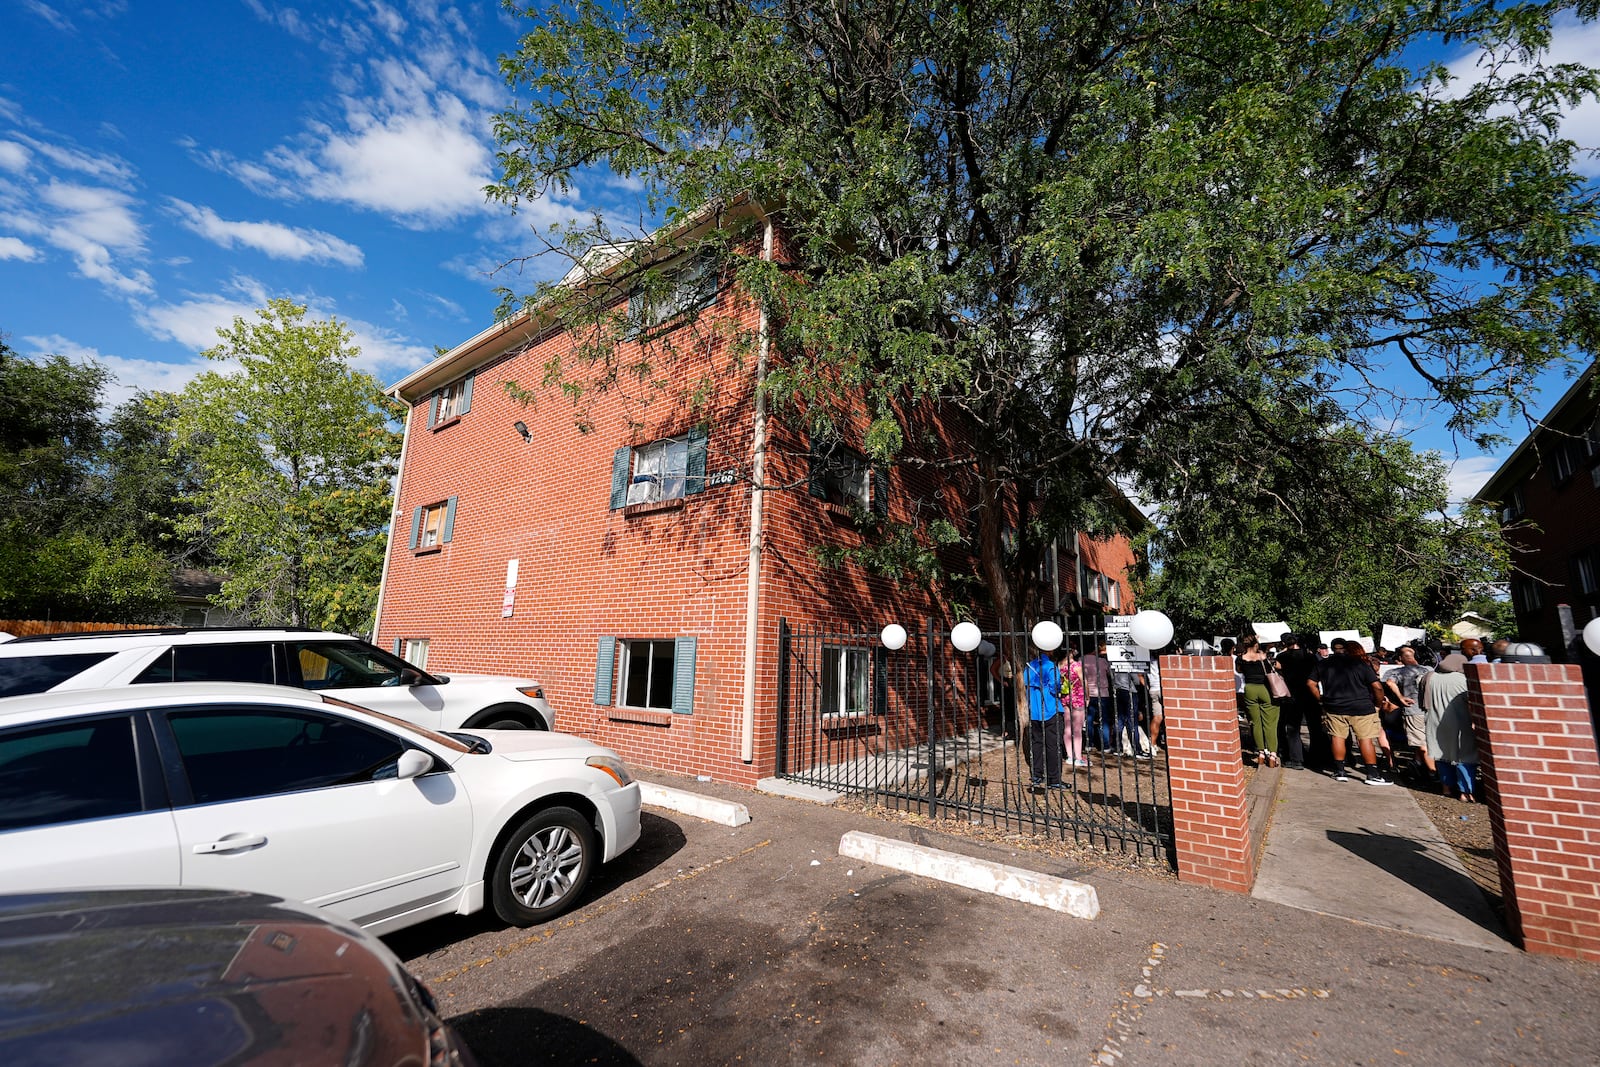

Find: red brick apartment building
373;204;1137;785
1475;362;1600;659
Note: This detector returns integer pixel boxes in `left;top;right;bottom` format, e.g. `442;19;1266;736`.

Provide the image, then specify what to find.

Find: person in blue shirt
1023;650;1065;791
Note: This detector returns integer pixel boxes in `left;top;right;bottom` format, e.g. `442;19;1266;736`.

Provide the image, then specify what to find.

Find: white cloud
23;1;73;33
135;276;434;377
18;334;209;410
16;133;135;186
167;198;364;267
1441;15;1600;175
0;141;29;172
0;236;39;261
1445;454;1504;506
29;180;153;294
194;5;514;228
136;278;273;350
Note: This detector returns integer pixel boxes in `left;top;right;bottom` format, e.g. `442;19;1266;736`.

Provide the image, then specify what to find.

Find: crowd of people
1002;630;1493;798
1013;642;1161;791
1231;632;1491;798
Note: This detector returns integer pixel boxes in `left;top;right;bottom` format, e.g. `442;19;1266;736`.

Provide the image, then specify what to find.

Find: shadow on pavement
1327;827;1503;934
451;1006;643;1067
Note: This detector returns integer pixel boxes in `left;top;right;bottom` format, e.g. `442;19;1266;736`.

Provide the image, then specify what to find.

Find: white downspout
740;218;776;763
369;397;413;644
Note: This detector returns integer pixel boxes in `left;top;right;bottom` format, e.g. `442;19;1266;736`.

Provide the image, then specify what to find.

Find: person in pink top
1081;643;1113;753
1060;647;1089;770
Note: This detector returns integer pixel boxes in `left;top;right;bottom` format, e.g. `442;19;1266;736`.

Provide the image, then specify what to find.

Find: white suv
0;628;554;733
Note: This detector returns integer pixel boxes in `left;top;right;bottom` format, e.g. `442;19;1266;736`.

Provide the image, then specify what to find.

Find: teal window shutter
392;638;402;656
672;636;697;715
408;506;422;549
428;393;440;428
873;645;889;714
609;446;632;509
872;464;889;516
808;438;827;498
594;636;616;706
685;426;708;494
459;372;474;415
441;496;457;543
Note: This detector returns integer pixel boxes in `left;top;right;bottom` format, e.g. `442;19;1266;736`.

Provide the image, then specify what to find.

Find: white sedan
0;683;642;935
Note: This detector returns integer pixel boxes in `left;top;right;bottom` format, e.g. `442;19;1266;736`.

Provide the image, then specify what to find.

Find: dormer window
628;251;718;333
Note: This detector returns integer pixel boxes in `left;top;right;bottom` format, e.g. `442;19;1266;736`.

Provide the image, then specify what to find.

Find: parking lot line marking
427;840;774;986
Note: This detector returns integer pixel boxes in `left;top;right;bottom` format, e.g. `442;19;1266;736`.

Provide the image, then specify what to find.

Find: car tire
490;806;596;926
474;704;546;731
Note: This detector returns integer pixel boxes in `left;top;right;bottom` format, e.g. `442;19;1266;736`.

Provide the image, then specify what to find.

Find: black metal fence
776;617;1174;864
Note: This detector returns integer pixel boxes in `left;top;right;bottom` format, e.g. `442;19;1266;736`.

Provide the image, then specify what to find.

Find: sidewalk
1252;765;1510;952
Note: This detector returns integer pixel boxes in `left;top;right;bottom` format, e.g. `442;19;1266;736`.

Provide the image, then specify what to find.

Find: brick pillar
1470;662;1600;962
1161;655;1254;892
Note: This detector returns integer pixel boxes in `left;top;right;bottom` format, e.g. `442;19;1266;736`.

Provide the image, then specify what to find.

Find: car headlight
585;755;634;787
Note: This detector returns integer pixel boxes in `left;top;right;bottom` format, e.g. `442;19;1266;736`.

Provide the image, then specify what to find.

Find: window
134;643;277;686
288;641;410;689
427;372;474;427
403;639;429;670
165;708;406;805
628;252;718;332
821;646;870;716
1499;486;1526;524
1551;441;1576;486
809;438;887;514
594;635;696;714
629;436;688;505
0;716;142;832
1105;576;1122;611
409;497;457;549
1511;576;1543;614
610;430;708;510
1573;548;1600;598
0;652;116;698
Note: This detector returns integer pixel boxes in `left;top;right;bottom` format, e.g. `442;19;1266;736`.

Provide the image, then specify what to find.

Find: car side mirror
396;750;434;780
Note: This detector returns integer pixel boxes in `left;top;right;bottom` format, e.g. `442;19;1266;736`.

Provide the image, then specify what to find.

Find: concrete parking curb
638;782;752;827
838;831;1100;919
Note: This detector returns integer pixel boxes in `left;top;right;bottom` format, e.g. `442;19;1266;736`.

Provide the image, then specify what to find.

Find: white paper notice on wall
502;558;519;618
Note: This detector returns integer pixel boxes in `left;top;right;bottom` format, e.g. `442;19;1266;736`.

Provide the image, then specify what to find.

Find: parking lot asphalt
384;769;1600;1066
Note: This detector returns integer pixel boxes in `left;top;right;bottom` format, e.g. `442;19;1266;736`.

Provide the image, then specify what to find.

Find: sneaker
1364;770;1393;786
1333;768;1351;782
1048;782;1070;791
1134;751;1153;761
1073;758;1090;769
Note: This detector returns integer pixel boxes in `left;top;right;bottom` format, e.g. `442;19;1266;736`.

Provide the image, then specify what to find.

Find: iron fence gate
776;617;1174;864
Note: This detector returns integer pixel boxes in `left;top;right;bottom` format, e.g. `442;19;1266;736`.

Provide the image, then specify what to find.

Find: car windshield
316;695;471;753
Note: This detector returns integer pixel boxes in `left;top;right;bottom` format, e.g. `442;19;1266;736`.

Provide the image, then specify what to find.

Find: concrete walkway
1253;766;1511;951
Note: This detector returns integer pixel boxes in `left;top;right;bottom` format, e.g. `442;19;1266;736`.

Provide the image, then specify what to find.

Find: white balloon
950;621;983;652
880;623;908;651
1031;621;1064;652
1584;616;1600;656
1129;610;1174;651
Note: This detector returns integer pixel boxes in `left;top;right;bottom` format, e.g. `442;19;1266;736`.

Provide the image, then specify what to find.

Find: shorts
1322;710;1381;742
1403;711;1426;747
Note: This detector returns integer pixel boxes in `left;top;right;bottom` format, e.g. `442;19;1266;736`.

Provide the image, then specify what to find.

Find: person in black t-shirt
1275;633;1323;770
1308;642;1392;784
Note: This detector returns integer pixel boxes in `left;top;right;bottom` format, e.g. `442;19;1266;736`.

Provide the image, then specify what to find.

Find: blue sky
1;1;1595;504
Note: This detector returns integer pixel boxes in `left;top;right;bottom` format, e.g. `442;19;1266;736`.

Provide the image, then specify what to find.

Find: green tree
0;339;174;621
1134;428;1508;637
169;301;403;632
489;0;1600;628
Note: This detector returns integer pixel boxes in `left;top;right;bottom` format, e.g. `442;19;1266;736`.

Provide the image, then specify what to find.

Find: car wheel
475;705;545;730
490;807;596;926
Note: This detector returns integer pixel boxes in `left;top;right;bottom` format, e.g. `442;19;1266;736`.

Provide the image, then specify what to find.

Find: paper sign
501;558;519;618
1379;624;1425;650
1252;621;1291;643
1318;629;1365;651
1105;615;1151;674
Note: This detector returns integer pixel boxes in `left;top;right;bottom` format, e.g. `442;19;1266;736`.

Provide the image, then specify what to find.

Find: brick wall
1470;662;1600;961
1160;655;1255;893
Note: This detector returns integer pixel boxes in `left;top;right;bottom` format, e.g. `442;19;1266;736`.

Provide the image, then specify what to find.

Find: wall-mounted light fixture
512;420;532;443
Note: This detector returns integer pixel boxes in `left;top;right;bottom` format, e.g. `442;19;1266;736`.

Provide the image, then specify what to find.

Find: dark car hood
0;888;427;1067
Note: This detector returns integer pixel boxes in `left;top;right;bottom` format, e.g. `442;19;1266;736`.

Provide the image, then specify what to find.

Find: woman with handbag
1237;635;1281;767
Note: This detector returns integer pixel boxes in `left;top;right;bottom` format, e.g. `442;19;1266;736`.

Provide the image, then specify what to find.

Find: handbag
1265;662;1290;700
